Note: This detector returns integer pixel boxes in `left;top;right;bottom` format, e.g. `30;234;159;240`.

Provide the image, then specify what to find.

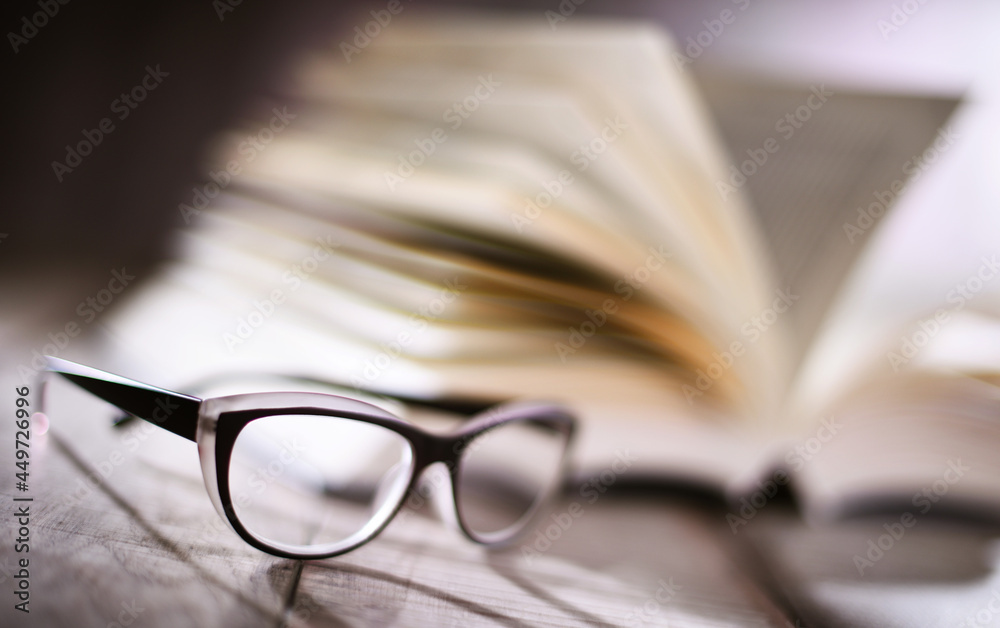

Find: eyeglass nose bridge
404;461;460;531
401;433;466;528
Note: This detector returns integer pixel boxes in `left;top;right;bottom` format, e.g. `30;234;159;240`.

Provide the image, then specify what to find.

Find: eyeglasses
40;356;576;559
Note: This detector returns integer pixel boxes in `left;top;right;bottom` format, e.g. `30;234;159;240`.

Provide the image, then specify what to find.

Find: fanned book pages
98;14;1000;523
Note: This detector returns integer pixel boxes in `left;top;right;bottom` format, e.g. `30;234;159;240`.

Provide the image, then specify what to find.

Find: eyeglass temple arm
43;356;202;441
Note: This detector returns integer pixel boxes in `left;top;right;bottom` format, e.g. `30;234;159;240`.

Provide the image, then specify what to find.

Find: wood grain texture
0;345;788;627
0;385;296;628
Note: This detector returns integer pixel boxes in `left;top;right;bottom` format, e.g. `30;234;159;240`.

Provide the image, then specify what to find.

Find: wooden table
0;344;809;628
5;297;1000;628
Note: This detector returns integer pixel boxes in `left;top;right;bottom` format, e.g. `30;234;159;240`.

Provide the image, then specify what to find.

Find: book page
696;74;959;362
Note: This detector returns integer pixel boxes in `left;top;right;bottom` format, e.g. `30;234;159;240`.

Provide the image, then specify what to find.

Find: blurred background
2;0;996;319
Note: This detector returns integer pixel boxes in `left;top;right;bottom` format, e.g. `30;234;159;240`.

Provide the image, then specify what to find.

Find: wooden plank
0;345;789;627
281;494;790;627
0;352;296;628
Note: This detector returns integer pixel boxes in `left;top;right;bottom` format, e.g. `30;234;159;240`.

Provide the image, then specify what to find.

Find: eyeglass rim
201;391;575;558
445;402;577;545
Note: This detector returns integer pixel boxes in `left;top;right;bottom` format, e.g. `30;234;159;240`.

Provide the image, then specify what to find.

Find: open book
96;14;1000;524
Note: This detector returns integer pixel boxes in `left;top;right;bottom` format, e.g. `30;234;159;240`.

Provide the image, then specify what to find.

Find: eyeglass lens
228;414;414;552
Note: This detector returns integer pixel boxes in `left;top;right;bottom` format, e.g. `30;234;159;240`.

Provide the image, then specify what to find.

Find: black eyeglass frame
40;356;577;559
